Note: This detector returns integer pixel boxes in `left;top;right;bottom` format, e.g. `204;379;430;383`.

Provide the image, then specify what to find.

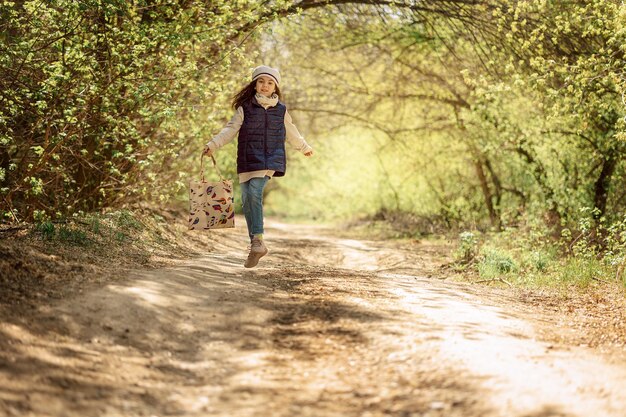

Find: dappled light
3;1;626;416
3;220;626;416
386;278;626;415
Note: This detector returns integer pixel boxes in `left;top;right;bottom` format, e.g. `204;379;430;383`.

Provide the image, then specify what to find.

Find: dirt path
2;219;626;417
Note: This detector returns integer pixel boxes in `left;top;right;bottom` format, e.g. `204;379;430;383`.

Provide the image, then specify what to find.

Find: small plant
90;217;101;234
456;231;478;263
35;221;55;240
558;257;605;287
114;210;143;231
57;226;88;245
115;231;127;242
528;249;554;272
478;247;518;279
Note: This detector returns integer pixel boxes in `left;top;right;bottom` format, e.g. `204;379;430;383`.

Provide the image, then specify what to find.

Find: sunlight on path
2;219;626;417
334;239;379;271
383;273;626;417
266;220;626;416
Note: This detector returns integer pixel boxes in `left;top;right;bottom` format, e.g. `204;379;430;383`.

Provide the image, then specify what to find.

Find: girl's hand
304;150;314;157
203;145;213;156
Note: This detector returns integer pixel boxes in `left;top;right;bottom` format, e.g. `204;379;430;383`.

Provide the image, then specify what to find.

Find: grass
23;208;193;274
477;247;518;279
31;212;135;247
341;214;624;291
35;221;89;245
450;228;626;290
31;209;149;247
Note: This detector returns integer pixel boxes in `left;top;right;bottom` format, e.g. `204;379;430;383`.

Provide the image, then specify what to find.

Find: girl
203;65;313;268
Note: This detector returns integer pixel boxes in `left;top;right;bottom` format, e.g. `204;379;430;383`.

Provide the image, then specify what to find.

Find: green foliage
262;1;626;248
0;0;270;221
31;209;152;247
112;209;143;231
558;257;607;288
57;226;89;245
90;217;101;235
35;221;55;241
114;231;128;242
34;221;88;245
525;250;552;273
461;222;625;288
477;247;518;279
455;231;479;263
489;0;626;221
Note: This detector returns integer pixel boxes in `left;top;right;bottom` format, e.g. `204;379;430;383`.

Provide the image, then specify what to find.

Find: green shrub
478;247;518;279
558;257;607;287
91;217;101;235
113;210;143;231
57;226;89;246
35;221;55;240
524;247;557;272
456;231;479;263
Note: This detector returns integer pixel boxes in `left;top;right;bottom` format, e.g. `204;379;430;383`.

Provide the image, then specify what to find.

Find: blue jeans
240;176;269;242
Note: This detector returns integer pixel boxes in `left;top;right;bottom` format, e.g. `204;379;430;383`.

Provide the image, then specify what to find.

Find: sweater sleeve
285;109;313;154
205;107;244;152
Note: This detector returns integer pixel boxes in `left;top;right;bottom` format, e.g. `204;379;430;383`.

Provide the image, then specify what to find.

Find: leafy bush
35;221;55;241
0;0;260;222
477;247;518;279
455;231;479;263
57;226;89;246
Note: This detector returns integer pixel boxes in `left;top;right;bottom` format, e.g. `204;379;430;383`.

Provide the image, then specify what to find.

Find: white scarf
255;93;279;109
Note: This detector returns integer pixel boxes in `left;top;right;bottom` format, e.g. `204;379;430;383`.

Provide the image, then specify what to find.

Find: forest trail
2;219;626;417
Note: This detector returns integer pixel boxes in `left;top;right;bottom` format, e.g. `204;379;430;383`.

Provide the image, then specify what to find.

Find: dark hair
231;80;282;110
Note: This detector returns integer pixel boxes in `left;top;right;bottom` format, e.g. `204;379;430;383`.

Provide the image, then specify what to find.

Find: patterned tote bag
188;155;235;230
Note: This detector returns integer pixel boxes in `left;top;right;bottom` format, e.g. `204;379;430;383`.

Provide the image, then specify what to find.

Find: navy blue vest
237;97;287;176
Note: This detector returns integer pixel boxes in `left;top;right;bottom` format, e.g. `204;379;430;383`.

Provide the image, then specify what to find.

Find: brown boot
244;236;268;268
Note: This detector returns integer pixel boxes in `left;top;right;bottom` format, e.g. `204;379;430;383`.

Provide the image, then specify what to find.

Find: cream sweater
206;94;313;183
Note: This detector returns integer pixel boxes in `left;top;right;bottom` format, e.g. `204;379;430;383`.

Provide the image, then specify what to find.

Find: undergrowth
32;210;151;246
451;211;626;289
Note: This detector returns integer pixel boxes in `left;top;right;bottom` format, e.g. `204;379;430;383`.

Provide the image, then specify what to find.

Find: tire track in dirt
1;219;626;417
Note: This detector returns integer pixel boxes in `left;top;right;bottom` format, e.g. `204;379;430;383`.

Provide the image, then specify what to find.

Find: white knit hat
252;65;281;86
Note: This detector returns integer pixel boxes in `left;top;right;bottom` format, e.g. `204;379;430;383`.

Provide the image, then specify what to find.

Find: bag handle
200;154;225;182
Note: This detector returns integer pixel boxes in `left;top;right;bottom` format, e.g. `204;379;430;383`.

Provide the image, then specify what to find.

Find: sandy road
1;219;626;417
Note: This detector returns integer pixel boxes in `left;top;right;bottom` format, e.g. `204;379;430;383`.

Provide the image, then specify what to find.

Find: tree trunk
593;154;617;219
473;155;501;230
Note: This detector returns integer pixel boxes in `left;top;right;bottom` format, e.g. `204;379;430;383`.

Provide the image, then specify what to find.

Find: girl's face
255;76;276;97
